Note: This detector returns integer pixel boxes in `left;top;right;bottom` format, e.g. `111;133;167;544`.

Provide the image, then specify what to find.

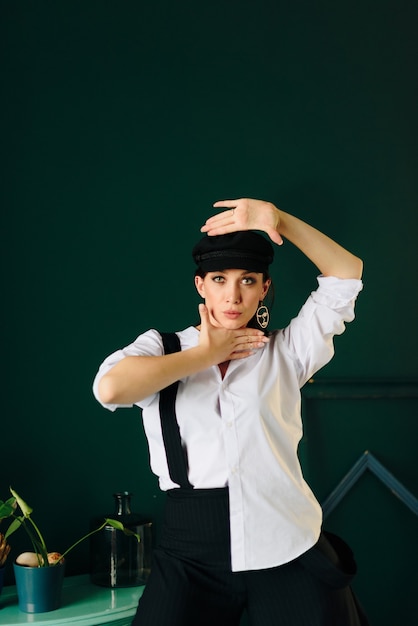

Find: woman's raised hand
201;197;363;279
200;198;284;246
198;304;269;365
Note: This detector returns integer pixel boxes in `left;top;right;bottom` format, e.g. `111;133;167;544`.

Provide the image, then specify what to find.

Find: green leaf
104;518;141;542
9;488;33;517
104;518;124;531
4;516;23;540
0;497;16;521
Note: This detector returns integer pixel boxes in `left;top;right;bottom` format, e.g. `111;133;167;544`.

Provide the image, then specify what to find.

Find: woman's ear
195;275;205;298
261;278;272;300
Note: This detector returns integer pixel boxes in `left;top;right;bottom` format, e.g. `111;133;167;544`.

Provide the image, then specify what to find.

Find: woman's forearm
277;210;363;279
98;347;211;405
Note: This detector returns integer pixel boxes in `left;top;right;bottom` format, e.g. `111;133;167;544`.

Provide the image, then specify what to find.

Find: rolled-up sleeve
92;329;163;412
281;276;363;387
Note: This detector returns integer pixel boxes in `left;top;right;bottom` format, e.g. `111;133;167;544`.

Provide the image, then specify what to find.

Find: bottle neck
113;492;132;516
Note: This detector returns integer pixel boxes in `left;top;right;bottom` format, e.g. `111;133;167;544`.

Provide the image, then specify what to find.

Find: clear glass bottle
90;492;152;587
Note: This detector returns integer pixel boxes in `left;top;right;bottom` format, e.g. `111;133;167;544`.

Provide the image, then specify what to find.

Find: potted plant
0;529;11;596
0;487;140;613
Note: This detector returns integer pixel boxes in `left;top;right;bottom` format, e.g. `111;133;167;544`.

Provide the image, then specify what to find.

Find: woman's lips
223;311;242;319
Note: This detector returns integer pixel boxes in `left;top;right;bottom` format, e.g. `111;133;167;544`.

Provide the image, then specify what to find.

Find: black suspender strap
159;332;193;489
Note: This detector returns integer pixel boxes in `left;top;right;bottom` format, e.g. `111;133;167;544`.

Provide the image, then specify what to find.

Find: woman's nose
226;286;241;303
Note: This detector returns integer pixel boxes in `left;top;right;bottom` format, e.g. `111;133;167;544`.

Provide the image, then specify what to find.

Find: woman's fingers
198;305;269;362
232;332;269;353
200;198;283;245
200;199;245;234
201;212;237;235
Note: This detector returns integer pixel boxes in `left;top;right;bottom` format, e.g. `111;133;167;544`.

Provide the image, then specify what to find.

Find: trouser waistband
159;487;231;569
159;487;358;590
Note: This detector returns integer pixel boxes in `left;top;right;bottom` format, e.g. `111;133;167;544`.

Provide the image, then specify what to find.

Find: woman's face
195;269;271;329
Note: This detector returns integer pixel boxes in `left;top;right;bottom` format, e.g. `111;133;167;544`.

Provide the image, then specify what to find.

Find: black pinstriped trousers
131;488;369;626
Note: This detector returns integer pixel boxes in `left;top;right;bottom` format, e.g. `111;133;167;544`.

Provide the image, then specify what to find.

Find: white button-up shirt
93;276;363;572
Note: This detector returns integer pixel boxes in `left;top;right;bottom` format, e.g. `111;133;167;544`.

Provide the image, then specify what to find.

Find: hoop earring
256;303;269;329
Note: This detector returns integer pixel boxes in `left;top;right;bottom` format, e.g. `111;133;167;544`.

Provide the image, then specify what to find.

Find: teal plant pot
13;562;65;613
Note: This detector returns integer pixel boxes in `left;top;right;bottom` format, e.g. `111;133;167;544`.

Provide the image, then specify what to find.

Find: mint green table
0;575;144;625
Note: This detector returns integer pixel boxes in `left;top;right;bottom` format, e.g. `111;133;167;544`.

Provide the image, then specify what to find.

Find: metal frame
300;378;418;519
321;450;418;518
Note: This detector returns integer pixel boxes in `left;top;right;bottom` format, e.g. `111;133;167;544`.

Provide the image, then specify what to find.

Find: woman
93;198;367;626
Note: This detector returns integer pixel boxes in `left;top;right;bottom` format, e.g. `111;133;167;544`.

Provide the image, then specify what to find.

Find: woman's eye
212;276;225;283
242;277;256;285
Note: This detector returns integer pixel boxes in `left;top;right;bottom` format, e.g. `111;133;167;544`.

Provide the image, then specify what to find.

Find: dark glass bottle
90;492;152;587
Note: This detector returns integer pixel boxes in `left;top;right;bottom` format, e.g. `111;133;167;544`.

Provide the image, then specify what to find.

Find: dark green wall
1;2;417;624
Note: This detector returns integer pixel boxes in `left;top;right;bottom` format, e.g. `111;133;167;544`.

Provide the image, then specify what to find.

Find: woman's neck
218;361;229;379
